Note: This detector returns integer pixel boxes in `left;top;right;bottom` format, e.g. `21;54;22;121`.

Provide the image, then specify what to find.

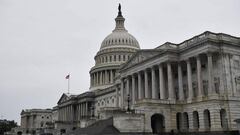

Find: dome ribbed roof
100;31;140;50
99;5;140;51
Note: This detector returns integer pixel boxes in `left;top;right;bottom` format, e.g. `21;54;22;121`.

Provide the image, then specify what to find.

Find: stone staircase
67;117;119;135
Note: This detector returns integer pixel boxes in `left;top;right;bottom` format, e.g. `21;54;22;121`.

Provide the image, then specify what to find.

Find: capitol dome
100;28;140;51
90;4;140;91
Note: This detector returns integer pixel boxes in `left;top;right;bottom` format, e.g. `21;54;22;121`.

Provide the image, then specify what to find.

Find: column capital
196;54;201;60
151;65;157;70
138;70;143;74
185;58;191;62
158;62;164;67
206;51;213;57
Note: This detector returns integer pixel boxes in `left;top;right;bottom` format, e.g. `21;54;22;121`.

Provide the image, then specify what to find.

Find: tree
0;120;18;135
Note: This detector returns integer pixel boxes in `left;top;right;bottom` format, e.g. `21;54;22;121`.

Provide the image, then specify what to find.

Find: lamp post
127;94;130;112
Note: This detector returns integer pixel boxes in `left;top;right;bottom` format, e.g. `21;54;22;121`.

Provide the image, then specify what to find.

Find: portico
120;51;218;106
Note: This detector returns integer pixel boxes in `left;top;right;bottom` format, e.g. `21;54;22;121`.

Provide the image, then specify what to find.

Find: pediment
57;93;70;105
121;50;160;70
156;42;177;50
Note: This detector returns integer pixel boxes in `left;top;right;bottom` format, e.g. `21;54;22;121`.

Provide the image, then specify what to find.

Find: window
201;64;206;69
112;98;114;103
203;80;208;96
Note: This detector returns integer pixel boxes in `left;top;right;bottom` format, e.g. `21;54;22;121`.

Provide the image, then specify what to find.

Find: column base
197;96;203;101
208;93;219;99
187;98;192;103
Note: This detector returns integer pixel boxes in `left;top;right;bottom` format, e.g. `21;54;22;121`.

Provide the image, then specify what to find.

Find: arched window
119;55;121;61
204;109;211;130
114;55;116;61
176;113;182;131
193;111;199;131
183;112;189;130
220;109;228;129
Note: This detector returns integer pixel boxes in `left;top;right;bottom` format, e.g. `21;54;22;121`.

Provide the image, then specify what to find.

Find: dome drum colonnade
90;4;140;91
120;51;218;107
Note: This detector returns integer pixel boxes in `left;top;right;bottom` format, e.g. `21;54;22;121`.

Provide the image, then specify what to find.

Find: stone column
82;103;84;118
59;108;61;121
78;104;80;119
116;86;119;107
144;69;149;98
67;106;69;121
110;70;113;83
120;78;124;108
61;108;63;121
68;106;70;121
126;77;130;96
187;59;193;100
96;72;99;85
105;70;108;84
138;72;143;99
66;106;69;121
81;103;84;118
70;106;72;121
63;107;65;121
95;73;97;86
76;105;78;121
167;62;174;100
80;103;82;118
207;53;215;95
100;71;102;85
132;75;136;104
92;74;94;86
62;107;64;121
64;107;66;121
102;71;105;84
159;64;165;99
151;67;157;99
85;102;88;118
178;62;184;100
94;73;96;86
197;55;203;98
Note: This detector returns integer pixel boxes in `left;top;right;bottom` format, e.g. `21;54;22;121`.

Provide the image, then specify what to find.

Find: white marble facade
45;5;240;133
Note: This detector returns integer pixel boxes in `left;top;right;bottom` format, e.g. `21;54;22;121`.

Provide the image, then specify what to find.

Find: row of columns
58;105;73;121
177;109;226;131
58;102;89;122
91;70;115;87
76;102;89;120
97;54;131;64
121;53;216;105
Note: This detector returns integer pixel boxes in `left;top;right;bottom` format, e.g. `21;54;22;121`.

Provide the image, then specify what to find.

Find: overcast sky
0;0;239;124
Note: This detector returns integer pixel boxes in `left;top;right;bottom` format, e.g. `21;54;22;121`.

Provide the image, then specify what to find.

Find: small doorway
151;113;165;133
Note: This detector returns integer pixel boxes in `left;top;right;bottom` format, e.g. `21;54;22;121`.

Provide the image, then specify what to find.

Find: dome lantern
99;4;140;51
90;4;140;91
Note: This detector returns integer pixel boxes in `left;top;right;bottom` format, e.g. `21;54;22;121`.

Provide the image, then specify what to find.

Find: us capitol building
12;4;240;135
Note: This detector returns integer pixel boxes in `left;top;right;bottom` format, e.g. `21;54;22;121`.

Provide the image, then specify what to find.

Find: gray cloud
0;0;239;124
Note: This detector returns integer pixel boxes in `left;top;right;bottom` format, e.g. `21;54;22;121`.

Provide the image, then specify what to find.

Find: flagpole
68;74;70;94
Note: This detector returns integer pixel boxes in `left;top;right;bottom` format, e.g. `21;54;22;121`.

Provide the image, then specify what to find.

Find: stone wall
113;113;145;133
